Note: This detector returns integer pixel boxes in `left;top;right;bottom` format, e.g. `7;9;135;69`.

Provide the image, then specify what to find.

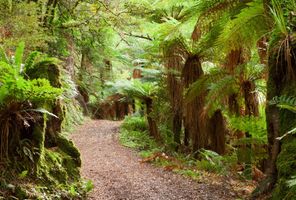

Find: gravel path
71;120;238;200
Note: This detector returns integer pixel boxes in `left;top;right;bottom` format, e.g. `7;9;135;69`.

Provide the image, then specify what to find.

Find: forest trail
71;120;237;200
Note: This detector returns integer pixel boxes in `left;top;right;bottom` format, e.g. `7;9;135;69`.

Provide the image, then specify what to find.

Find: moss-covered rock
25;62;62;88
273;138;296;199
57;135;81;167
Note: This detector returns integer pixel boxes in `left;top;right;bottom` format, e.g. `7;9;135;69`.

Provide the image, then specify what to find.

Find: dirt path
71;120;238;200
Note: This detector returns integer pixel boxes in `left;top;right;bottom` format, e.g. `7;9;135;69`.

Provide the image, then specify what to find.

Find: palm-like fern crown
186;61;265;115
106;79;158;100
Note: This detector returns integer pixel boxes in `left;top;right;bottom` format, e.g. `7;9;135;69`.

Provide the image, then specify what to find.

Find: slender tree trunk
257;37;268;65
242;80;259;179
65;32;75;78
145;98;160;140
243;80;259;117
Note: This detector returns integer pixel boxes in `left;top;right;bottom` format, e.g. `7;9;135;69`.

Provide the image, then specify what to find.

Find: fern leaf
270;96;296;113
24;51;40;71
0;47;9;63
217;1;268;53
22;108;58;118
14;42;25;72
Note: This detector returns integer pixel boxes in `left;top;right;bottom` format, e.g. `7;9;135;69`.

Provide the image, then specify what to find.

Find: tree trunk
225;49;245;116
208;110;227;155
145;98;160;140
255;35;296;198
182;55;207;152
257;37;268;65
164;40;187;146
243;80;259;116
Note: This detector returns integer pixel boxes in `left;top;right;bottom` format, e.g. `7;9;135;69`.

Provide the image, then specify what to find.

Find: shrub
120;116;148;132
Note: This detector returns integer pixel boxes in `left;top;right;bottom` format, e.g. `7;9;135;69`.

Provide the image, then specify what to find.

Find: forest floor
71;120;250;200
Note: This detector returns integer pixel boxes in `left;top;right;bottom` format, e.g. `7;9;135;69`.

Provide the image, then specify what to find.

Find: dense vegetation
0;0;295;199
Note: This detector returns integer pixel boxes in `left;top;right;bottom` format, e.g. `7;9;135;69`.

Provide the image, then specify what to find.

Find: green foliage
120;116;148;132
0;45;62;106
197;149;225;174
0;43;87;198
116;79;158;100
176;169;200;180
120;116;158;150
270;95;296;113
269;96;296;141
273;138;296;199
217;0;269;53
228;115;267;141
0;1;49;50
187;62;265;116
0;43;62;161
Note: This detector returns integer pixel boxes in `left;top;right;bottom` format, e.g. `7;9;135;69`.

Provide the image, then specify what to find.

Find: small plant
177;169;200;180
120;116;148;132
196;149;225;174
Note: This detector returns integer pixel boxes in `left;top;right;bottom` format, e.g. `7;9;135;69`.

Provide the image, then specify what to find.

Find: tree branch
123;32;153;41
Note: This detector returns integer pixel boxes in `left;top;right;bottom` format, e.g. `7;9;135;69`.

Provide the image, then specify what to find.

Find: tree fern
191;0;240;41
186;67;227;102
217;0;270;53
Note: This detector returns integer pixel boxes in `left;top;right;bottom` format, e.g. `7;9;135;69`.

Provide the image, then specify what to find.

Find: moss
273;138;296;199
32;117;46;152
26;63;62;88
57;135;81;167
32;116;47;176
42;149;80;185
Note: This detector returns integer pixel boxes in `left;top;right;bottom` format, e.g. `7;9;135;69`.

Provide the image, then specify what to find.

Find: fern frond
14;41;25;72
206;74;238;106
217;0;269;53
192;0;239;40
0;47;9;64
228;115;267;140
270;96;296;113
186;67;227;101
24;51;40;71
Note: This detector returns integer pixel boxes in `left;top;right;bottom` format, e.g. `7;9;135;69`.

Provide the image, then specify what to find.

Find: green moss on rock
57;135;81;167
273;138;296;199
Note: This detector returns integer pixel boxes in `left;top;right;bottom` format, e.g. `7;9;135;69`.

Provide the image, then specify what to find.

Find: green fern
228;115;267;141
217;0;269;53
14;41;25;72
269;96;296;113
0;47;9;63
24;51;40;70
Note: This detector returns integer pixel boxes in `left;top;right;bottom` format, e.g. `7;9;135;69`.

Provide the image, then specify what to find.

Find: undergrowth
119;116;237;180
0;43;90;199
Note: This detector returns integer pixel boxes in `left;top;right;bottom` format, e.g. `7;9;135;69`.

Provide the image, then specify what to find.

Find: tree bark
182;55;207;152
145;98;160;140
243;80;259;117
208;110;227;155
255;35;296;198
164;40;187;146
